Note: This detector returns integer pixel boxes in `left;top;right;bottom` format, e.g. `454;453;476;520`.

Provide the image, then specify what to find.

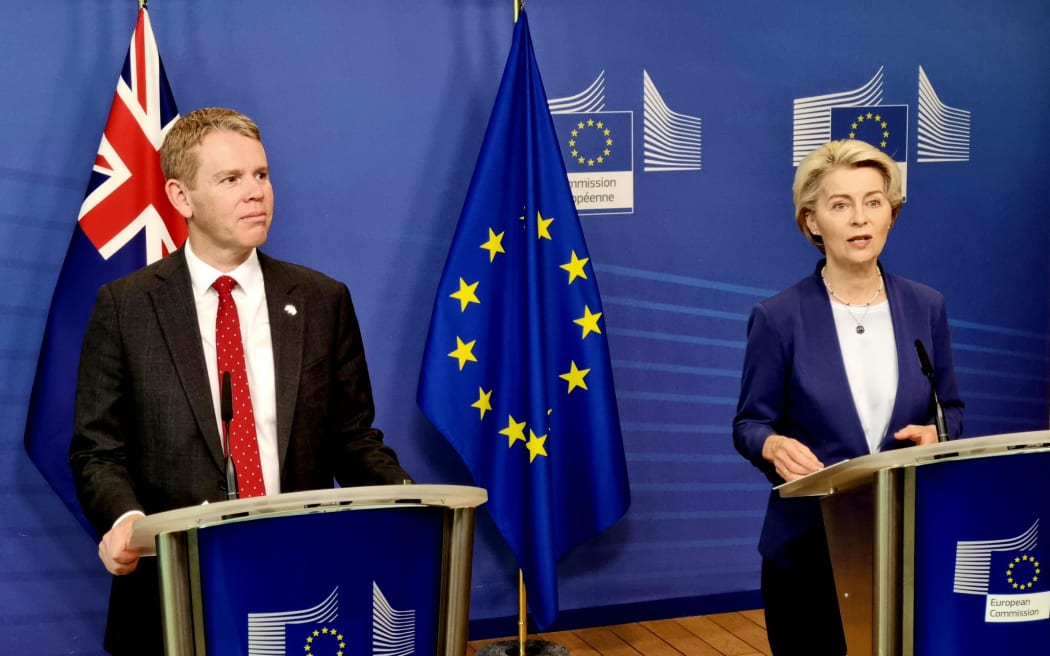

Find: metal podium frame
778;430;1050;656
131;484;487;656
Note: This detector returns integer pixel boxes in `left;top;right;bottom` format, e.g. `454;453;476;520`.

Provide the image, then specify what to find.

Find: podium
779;430;1050;656
131;484;487;656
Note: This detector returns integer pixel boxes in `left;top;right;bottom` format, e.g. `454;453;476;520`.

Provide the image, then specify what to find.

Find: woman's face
805;165;893;270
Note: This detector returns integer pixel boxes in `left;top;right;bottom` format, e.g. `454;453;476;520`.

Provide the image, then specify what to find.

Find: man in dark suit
69;107;411;655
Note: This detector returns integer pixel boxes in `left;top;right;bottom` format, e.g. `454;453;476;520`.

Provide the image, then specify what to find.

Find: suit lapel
149;250;227;470
259;252;304;469
802;270;871;455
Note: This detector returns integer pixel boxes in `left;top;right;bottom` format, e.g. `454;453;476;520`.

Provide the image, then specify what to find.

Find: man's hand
98;514;143;576
762;434;825;482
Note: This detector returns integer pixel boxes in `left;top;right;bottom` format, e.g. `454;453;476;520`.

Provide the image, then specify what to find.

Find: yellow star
875;114;882;121
450;278;480;312
603;128;610;136
577;156;585;164
480;228;506;262
577;121;584;129
606;138;613;146
596;121;604;129
574;305;603;338
526;429;548;462
560;250;590;284
322;628;329;634
313;631;320;637
536;211;554;240
499;415;527;446
571;128;579;136
559;360;590;393
851;122;858;129
471;387;493;420
587;118;594;126
588;159;595;166
568;139;576;147
866;112;873;119
448;337;477;370
307;636;314;643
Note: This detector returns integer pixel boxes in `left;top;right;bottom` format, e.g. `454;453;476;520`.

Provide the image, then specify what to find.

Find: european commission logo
953;520;1049;623
246;582;416;655
792;66;973;201
546;69;703;215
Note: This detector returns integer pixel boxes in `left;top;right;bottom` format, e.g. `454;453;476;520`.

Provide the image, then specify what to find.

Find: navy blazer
733;261;963;570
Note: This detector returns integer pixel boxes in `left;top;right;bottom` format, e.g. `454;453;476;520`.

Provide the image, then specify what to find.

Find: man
69;107;411;655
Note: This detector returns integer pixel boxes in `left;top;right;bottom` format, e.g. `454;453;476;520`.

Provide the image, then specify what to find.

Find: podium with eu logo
779;430;1050;656
130;484;486;655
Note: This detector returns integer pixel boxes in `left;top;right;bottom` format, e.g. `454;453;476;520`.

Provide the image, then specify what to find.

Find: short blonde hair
792;139;903;252
160;107;261;187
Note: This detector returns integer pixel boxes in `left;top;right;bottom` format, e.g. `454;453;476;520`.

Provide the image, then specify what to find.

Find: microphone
221;371;239;499
914;340;949;443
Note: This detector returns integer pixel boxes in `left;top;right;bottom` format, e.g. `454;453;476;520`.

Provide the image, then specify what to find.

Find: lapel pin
284;304;298;317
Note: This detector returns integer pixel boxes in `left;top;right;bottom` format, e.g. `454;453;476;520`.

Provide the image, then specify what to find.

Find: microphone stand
221;371;239;499
914;340;949;443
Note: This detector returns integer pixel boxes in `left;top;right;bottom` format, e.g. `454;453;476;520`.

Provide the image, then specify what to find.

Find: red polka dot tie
212;275;265;498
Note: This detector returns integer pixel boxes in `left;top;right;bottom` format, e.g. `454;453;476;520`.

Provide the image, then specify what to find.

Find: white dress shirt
185;241;280;495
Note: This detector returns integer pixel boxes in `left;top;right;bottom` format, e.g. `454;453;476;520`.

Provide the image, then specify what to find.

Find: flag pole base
477;639;570;656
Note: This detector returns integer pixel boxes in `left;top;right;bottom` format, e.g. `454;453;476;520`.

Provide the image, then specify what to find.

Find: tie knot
213;275;238;296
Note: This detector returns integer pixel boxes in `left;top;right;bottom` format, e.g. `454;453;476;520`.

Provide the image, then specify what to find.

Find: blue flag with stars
417;11;630;630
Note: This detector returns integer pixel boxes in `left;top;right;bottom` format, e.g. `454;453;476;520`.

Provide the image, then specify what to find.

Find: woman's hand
893;424;938;446
761;434;825;482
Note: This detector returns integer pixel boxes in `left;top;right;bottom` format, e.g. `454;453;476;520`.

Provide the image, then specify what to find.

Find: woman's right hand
761;434;824;482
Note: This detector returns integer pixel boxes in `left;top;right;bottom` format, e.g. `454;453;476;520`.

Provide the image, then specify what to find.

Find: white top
185;241;280;495
829;299;897;454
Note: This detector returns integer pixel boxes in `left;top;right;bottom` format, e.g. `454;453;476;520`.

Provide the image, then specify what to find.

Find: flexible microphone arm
914;340;949;443
221;371;239;499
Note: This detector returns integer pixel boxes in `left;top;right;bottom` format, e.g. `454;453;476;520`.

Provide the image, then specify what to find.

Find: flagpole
139;0;147;9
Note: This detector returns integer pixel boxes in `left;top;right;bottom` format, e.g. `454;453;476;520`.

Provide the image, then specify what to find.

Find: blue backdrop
2;1;1048;653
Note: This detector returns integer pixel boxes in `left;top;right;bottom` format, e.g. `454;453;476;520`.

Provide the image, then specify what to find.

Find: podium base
477;639;569;656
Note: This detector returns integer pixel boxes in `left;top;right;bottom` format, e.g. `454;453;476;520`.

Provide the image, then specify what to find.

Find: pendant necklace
821;267;882;334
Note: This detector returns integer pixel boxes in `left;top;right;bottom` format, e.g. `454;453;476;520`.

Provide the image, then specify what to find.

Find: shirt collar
184;240;263;299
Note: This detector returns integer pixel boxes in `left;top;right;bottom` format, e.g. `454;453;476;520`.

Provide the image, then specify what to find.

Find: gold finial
139;0;148;9
514;0;524;22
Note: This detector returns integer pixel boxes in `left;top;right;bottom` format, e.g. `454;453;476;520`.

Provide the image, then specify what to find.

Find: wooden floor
467;609;771;656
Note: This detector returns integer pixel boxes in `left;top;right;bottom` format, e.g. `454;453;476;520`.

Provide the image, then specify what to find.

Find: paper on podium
777;429;1050;498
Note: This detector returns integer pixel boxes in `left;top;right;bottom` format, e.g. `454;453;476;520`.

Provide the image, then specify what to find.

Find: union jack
24;8;183;532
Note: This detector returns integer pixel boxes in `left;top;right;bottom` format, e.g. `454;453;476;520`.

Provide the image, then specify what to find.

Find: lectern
779;430;1050;656
131;484;487;656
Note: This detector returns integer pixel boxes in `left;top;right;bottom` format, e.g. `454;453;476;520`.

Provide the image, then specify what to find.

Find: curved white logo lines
247;587;339;655
954;520;1038;595
642;70;702;172
549;70;606;114
917;65;972;163
373;581;416;656
792;67;884;165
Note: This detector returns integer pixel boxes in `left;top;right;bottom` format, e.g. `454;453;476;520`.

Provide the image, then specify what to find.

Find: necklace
821;267;883;334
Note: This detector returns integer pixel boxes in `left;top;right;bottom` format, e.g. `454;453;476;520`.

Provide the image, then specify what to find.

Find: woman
733;139;963;655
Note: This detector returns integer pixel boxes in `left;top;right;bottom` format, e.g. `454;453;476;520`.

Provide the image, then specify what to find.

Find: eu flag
830;104;908;162
417;12;630;630
23;8;182;534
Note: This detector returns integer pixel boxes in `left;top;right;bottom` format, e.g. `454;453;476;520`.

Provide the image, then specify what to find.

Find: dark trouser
761;532;847;656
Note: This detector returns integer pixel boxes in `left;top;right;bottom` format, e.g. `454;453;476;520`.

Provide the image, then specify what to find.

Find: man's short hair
160;107;261;188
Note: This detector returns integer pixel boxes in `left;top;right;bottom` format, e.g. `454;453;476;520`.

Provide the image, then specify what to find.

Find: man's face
173;130;273;270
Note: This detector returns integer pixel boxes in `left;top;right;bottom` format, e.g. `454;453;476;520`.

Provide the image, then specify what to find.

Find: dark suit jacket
70;248;410;654
733;261;963;571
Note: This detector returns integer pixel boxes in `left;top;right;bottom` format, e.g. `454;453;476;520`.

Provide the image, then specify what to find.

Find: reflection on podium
132;484;486;655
